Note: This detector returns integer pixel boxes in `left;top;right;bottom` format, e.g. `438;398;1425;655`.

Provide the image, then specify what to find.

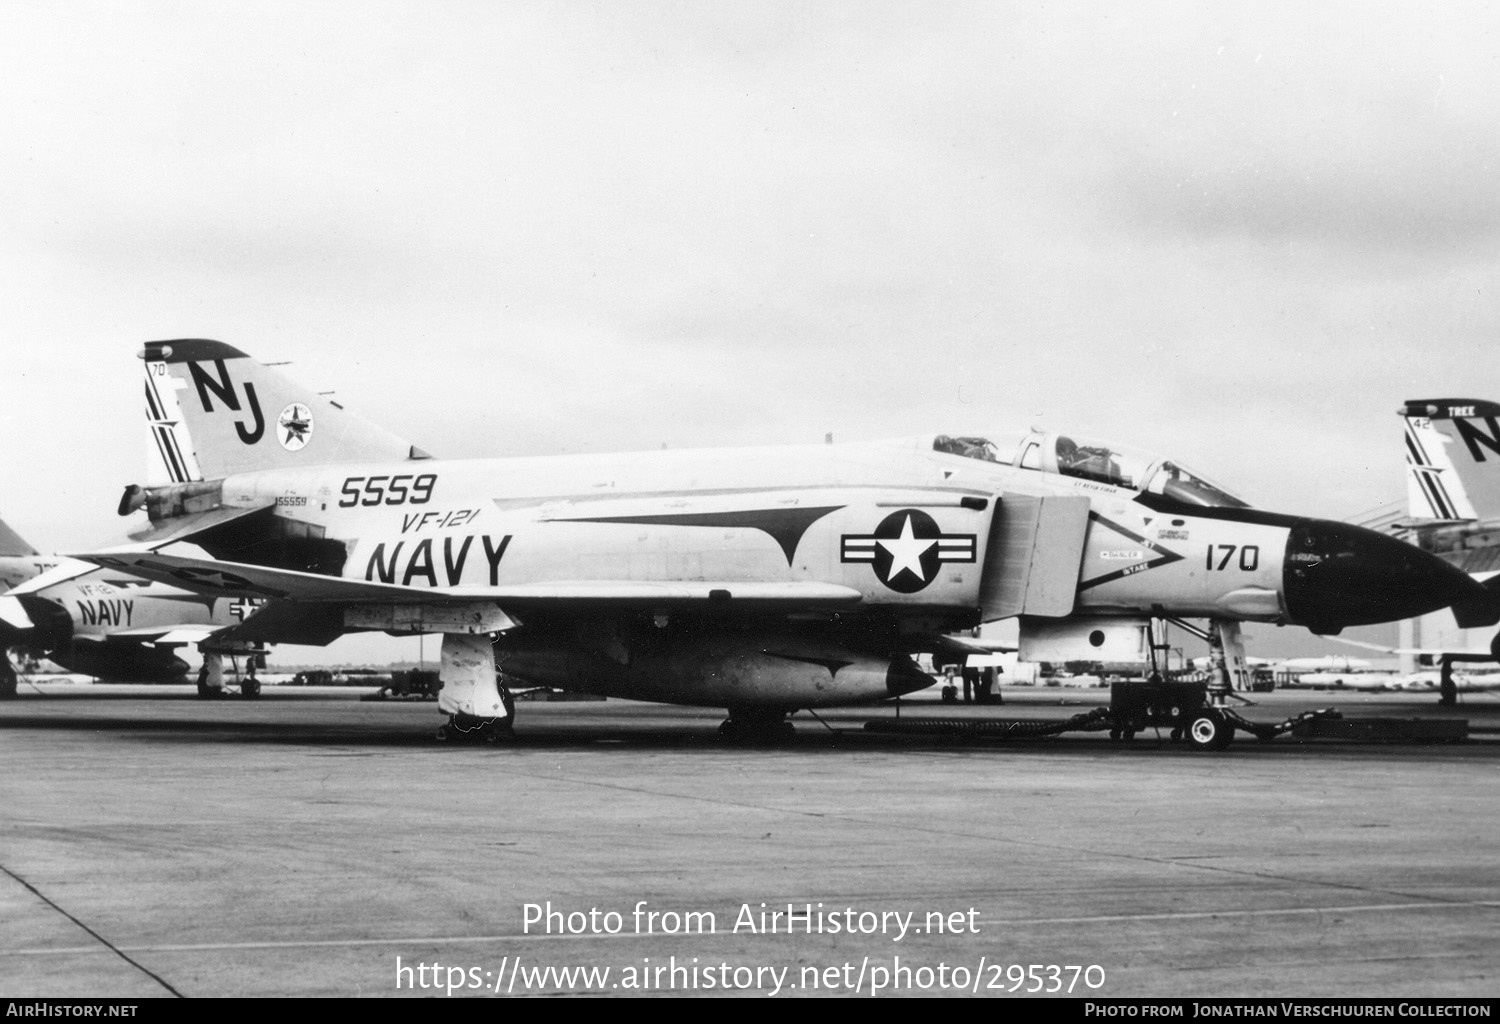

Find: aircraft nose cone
1283;519;1483;632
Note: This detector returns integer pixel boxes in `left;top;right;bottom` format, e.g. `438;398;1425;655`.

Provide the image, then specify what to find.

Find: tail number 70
1206;544;1259;571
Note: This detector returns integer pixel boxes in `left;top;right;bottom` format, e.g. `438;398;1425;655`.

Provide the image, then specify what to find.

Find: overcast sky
3;2;1497;662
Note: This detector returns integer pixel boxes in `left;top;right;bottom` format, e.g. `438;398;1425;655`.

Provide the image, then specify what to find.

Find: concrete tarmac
1;683;1497;999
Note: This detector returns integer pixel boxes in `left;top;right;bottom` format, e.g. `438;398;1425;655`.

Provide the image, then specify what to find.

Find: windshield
1053;436;1149;488
932;435;1006;464
931;431;1250;508
1046;433;1250;507
1142;460;1249;508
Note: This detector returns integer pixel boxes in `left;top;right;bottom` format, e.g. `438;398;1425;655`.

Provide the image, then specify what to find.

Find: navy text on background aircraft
80;340;1480;743
0;513;261;696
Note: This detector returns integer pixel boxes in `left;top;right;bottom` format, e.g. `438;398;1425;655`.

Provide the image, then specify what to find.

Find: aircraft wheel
717;717;794;744
242;679;261;699
0;664;17;699
1186;709;1234;752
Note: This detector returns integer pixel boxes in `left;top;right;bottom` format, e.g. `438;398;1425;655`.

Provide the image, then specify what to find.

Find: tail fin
142;339;431;482
1400;399;1500;524
0;515;38;557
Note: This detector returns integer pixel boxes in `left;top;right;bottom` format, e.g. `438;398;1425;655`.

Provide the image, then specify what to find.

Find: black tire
482;723;515;744
242;679;261;699
1186;709;1234;751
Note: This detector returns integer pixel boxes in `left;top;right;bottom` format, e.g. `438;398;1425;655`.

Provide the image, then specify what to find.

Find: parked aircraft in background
72;340;1480;744
1394;398;1500;702
0;514;262;697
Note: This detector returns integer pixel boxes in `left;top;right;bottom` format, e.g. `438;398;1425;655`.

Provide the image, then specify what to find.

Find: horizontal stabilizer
127;502;276;547
3;557;102;597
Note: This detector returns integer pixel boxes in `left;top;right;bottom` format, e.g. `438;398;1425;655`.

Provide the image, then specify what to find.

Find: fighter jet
0;513;263;696
83;339;1480;742
1384;399;1500;702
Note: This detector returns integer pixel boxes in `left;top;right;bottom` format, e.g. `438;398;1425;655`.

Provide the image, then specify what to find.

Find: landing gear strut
196;652;224;699
435;633;515;743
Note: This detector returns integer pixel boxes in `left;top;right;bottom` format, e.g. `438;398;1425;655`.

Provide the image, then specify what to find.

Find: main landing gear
434;633;516;744
436;705;515;744
196;650;265;699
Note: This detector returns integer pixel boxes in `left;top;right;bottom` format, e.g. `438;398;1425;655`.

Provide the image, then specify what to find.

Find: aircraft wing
6;506;279;599
4;557;104;597
75;549;866;607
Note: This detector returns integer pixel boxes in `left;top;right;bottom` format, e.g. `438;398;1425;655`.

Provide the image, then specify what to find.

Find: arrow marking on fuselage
1076;512;1184;591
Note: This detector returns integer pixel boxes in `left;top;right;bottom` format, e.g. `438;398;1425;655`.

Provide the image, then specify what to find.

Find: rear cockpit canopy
931;431;1248;508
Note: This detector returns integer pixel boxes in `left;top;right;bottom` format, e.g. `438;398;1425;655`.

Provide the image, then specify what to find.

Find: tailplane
1401;399;1500;524
142;339;431;482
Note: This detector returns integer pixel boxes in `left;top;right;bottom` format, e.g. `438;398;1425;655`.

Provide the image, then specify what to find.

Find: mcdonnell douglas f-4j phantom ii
81;340;1479;743
0;513;262;696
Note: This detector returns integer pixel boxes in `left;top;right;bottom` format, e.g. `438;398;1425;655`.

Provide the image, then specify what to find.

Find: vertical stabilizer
141;340;431;481
1401;399;1500;524
0;516;38;557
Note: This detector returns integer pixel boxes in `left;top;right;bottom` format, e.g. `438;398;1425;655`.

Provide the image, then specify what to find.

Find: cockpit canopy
932;431;1249;508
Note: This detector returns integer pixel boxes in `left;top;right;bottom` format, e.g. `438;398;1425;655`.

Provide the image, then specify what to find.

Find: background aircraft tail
1401;399;1500;524
142;339;430;482
0;515;38;557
